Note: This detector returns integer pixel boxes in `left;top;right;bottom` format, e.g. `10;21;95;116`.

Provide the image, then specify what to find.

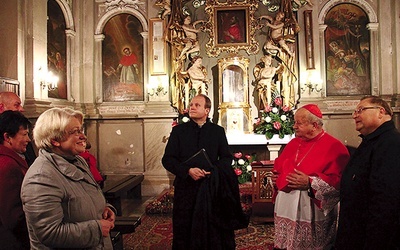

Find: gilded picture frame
204;0;259;57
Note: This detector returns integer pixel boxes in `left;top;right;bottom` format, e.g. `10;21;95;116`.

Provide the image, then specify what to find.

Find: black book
183;148;213;170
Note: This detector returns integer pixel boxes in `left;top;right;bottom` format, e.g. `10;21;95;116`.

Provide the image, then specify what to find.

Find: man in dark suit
0;92;36;165
336;96;400;249
162;94;248;250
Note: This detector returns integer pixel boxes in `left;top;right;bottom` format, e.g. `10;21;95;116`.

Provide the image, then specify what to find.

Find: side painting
325;3;370;96
102;14;144;102
47;0;67;99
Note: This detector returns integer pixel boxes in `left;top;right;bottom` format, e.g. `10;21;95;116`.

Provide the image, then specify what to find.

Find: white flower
231;160;235;166
272;107;278;113
281;115;287;121
246;165;252;172
182;117;190;123
238;159;245;165
264;116;272;123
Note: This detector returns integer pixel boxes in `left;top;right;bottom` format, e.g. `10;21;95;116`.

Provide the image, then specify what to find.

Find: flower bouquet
232;152;256;184
172;109;190;127
253;97;295;139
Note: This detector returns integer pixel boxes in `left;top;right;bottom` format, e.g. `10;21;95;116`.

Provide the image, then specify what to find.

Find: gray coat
21;149;113;250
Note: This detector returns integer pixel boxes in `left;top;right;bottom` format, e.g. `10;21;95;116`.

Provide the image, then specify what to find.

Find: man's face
123;48;130;55
293;109;315;140
353;99;383;136
0;93;24;113
189;96;209;121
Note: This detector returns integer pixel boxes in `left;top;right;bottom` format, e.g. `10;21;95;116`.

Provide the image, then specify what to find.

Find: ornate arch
54;0;75;30
95;8;148;35
318;0;377;24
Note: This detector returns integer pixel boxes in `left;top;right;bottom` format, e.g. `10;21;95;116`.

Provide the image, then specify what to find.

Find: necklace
294;131;325;167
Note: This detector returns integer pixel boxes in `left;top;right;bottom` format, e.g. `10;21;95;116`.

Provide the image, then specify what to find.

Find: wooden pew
102;174;144;216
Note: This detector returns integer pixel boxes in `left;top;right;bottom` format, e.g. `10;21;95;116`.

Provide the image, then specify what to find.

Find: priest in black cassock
162;94;248;250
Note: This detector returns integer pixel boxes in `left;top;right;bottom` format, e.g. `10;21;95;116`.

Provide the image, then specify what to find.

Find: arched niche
94;7;148;103
318;0;378;97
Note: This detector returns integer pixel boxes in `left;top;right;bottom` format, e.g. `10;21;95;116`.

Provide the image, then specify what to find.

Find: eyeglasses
353;106;382;115
67;128;84;136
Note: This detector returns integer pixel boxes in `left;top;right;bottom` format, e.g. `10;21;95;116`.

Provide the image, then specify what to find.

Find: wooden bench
114;216;141;234
102;174;144;216
110;216;141;250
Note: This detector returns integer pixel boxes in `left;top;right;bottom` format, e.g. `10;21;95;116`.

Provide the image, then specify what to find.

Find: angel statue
253;54;283;110
257;0;300;108
177;15;205;61
187;56;209;97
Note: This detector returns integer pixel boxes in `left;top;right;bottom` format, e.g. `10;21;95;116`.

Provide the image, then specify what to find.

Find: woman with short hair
0;110;32;249
21;107;115;249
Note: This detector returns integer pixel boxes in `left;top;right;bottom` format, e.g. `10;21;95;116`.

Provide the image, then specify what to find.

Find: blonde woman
21;107;115;249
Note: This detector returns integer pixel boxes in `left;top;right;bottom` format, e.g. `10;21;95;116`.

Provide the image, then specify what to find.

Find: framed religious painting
47;0;67;99
324;3;370;96
204;0;259;57
215;7;248;46
102;13;144;102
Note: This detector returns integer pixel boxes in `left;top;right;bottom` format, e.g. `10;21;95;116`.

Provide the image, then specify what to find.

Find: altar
227;133;293;160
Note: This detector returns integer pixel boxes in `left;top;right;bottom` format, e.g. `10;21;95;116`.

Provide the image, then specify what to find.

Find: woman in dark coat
0;111;32;249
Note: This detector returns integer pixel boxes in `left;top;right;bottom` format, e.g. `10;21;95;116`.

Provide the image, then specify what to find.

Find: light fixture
301;73;322;95
148;75;168;97
38;67;59;90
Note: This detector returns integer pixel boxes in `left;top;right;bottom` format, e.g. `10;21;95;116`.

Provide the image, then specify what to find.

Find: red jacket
0;144;30;249
79;150;103;184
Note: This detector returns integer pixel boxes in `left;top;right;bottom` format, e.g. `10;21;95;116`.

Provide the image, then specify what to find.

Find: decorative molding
104;0;146;13
97;104;145;115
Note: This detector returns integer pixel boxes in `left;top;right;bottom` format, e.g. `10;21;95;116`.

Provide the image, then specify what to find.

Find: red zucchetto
301;104;323;118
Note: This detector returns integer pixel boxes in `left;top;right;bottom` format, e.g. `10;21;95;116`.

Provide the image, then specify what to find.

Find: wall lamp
301;74;322;95
148;75;168;97
38;67;59;90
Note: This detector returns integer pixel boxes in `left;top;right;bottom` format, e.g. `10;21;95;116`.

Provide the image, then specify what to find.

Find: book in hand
183;148;213;171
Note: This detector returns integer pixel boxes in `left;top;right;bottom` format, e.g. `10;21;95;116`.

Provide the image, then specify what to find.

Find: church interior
1;0;400;228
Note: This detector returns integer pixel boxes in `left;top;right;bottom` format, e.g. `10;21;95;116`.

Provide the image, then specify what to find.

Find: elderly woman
0;111;32;249
21;107;115;249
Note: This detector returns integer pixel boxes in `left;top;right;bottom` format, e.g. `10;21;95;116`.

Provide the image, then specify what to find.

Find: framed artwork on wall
47;0;67;99
215;7;248;46
204;0;259;57
324;3;370;96
102;13;144;102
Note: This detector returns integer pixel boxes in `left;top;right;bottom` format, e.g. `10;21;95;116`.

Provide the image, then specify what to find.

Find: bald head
0;92;24;113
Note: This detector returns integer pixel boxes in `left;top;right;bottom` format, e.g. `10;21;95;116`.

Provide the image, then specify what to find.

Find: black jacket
162;119;248;250
336;121;400;249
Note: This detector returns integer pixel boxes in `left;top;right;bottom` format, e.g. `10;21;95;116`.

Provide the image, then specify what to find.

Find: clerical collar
197;121;207;128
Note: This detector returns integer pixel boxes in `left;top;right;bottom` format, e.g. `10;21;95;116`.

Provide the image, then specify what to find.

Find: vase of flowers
232;152;256;184
253;97;295;139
